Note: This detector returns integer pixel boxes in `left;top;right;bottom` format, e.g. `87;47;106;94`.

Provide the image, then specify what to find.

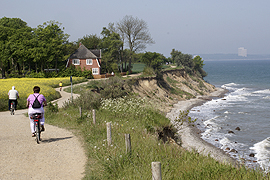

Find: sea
189;59;270;171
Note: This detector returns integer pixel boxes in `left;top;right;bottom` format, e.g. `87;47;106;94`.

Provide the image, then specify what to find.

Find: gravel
0;87;86;180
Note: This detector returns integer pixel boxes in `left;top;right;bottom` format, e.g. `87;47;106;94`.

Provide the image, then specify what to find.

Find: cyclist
26;86;47;137
59;81;62;91
8;86;19;110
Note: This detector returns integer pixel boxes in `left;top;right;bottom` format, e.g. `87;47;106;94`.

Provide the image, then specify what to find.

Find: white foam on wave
263;96;270;99
238;111;248;114
253;89;270;94
222;82;239;87
250;137;270;172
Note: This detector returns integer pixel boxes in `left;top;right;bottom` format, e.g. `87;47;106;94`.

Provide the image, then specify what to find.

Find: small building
66;44;101;76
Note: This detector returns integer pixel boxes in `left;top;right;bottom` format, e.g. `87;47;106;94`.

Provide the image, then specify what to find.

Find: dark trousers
9;99;17;110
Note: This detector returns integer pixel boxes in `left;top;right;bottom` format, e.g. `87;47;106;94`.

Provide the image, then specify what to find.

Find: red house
66;44;101;76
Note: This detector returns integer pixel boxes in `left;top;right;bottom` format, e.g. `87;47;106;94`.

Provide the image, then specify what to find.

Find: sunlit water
189;60;270;171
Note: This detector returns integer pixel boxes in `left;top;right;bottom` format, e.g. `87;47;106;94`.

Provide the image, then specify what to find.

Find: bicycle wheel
10;104;14;115
35;122;40;144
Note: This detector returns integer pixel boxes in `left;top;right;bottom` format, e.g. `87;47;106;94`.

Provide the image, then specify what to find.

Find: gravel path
0;86;86;180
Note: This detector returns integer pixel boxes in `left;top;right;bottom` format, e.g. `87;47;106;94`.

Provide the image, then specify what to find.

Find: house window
72;59;80;65
86;59;93;65
92;68;99;75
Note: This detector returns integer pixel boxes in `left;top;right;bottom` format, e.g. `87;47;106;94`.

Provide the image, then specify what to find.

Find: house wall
67;58;100;74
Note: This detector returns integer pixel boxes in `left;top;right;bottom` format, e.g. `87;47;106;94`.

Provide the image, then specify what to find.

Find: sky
1;0;269;57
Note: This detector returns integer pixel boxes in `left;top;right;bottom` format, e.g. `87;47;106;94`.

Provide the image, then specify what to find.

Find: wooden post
107;122;112;146
125;134;131;154
92;109;96;124
152;162;162;180
79;107;82;118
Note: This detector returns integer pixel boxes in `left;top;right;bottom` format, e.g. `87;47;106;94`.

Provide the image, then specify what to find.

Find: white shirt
8;89;19;100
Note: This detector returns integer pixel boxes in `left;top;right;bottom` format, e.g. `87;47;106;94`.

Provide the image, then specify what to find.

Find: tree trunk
1;68;5;78
128;57;132;74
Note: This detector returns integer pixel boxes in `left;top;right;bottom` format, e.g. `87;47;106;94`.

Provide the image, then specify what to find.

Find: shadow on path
41;136;73;143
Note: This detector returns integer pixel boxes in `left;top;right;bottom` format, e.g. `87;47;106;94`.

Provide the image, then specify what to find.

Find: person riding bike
26;86;47;137
59;81;62;91
8;86;19;110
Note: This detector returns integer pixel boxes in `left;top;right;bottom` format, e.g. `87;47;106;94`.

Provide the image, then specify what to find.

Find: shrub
143;67;155;76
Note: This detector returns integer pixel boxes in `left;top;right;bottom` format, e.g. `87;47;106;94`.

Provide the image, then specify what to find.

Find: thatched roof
69;44;101;59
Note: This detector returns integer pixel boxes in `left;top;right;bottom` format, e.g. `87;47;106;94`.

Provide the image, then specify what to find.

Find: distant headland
198;54;270;61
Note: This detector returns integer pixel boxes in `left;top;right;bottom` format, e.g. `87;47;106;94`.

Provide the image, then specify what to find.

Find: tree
99;27;123;73
116;15;154;73
193;55;207;78
170;49;194;74
76;34;101;49
140;52;164;71
0;17;32;77
32;21;69;72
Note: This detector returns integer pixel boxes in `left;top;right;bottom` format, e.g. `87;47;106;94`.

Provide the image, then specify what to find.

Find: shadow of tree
41;136;73;143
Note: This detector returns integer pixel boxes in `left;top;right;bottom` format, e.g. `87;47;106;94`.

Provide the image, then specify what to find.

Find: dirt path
0;86;87;180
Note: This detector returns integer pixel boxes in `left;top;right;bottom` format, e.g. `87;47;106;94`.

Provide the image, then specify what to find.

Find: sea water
189;60;270;171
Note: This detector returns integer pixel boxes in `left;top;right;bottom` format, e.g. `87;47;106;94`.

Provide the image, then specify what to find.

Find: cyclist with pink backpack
26;86;47;137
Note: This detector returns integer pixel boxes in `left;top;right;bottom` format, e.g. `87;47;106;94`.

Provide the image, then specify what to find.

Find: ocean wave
263;96;270;99
250;137;270;172
222;82;239;87
253;89;270;94
238;111;249;114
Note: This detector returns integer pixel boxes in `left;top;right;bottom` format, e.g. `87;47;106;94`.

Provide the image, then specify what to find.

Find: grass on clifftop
45;77;267;179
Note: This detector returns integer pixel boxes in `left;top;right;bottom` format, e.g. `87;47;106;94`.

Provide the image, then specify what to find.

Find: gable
69;44;97;59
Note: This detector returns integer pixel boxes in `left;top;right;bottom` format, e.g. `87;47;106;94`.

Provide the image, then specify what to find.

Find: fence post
107;122;112;146
152;162;162;180
92;109;96;124
125;134;131;154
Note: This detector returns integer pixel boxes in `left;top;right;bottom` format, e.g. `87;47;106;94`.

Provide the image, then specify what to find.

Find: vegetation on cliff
45;71;266;179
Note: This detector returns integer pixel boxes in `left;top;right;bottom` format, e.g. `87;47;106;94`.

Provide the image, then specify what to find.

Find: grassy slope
45;74;267;179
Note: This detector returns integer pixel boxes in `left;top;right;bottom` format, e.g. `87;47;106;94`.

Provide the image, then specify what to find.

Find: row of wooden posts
79;107;162;180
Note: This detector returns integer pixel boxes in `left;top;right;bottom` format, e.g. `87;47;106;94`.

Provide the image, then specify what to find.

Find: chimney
79;42;81;47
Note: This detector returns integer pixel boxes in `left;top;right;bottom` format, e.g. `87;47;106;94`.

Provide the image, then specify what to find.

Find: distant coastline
196;53;270;61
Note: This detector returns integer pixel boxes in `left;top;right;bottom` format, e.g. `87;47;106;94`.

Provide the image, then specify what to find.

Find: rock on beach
166;88;238;166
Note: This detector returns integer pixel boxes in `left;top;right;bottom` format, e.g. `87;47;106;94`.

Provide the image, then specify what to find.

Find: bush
143;66;155;76
87;76;132;99
47;102;59;113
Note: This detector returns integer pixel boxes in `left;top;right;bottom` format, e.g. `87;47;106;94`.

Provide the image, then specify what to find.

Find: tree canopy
115;15;154;73
0;17;69;77
170;49;206;78
0;16;207;79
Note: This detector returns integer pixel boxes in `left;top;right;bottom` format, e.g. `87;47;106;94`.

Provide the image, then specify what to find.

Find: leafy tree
140;52;164;71
32;20;69;72
171;49;194;70
193;55;207;78
116;15;154;73
99;27;123;74
0;17;32;77
76;34;101;49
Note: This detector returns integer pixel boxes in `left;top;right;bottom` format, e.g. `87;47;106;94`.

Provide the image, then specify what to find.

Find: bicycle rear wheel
35;122;40;144
10;104;14;115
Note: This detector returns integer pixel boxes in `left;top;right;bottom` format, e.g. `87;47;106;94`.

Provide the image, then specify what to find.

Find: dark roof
90;49;101;58
69;44;101;59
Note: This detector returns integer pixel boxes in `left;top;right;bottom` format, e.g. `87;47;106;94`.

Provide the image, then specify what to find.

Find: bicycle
30;113;43;144
10;100;15;115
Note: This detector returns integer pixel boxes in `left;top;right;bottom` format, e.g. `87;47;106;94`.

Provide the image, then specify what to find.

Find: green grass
131;63;145;73
45;96;267;179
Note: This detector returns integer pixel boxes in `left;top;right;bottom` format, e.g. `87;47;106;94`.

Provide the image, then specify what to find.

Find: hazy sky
1;0;269;57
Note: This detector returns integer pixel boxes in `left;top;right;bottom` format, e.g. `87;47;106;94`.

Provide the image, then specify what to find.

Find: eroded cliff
132;69;216;113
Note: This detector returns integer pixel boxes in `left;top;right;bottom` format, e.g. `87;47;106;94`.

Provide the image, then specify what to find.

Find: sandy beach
166;88;238;166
